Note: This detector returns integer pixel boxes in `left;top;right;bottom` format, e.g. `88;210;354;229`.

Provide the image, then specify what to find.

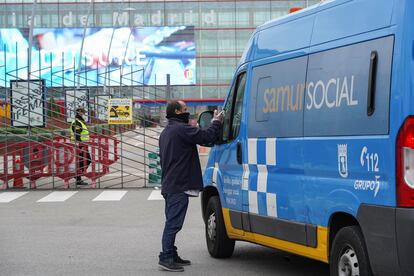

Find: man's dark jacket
159;117;221;195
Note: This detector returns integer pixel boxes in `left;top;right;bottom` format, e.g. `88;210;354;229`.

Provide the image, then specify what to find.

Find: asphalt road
0;189;329;276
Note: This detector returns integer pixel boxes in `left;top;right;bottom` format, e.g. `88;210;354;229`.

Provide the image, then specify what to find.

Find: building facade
0;0;319;100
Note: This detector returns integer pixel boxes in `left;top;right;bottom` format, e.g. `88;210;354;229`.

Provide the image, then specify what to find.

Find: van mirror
197;111;217;147
198;111;214;129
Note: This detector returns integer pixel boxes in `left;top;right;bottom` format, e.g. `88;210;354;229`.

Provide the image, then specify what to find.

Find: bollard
30;179;36;189
148;150;161;186
64;179;70;189
13;157;24;188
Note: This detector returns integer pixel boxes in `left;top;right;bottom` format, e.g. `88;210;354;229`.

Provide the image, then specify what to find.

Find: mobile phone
217;110;225;117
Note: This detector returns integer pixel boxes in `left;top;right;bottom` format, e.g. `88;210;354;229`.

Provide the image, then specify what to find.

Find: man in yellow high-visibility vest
70;107;91;186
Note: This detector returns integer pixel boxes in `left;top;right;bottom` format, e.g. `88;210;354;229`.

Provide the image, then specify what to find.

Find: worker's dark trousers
76;144;91;181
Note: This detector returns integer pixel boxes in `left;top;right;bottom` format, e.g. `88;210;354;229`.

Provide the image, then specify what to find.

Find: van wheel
205;196;235;258
330;226;373;276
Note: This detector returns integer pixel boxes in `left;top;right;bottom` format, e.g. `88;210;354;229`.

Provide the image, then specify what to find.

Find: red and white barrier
0;135;119;189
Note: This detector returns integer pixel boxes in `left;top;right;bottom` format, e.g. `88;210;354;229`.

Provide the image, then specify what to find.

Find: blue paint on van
202;0;414;275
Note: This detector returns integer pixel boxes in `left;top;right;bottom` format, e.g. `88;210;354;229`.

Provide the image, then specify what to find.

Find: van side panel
303;36;395;227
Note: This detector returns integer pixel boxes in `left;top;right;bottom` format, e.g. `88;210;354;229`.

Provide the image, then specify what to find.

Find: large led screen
0;27;195;86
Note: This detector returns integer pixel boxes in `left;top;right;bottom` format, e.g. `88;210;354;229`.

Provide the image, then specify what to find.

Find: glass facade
0;0;319;100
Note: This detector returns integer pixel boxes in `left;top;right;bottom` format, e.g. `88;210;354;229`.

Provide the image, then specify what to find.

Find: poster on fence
10;80;45;127
0;103;10;119
95;95;110;121
65;89;90;123
108;98;132;125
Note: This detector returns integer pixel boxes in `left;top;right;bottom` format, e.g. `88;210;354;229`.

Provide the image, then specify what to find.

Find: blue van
198;0;414;275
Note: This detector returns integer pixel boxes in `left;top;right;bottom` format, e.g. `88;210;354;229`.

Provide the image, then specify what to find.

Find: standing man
158;100;223;272
70;107;91;186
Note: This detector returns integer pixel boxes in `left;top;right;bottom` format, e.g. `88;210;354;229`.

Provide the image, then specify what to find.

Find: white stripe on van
266;193;277;217
257;165;268;193
248;138;258;164
212;162;218;186
266;138;277;165
248;191;258;214
242;164;249;191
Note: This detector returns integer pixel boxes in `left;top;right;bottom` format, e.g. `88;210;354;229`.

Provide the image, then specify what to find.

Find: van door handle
367;50;378;116
237;142;242;164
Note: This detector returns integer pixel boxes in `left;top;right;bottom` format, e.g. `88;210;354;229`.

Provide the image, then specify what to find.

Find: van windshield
239;35;254;65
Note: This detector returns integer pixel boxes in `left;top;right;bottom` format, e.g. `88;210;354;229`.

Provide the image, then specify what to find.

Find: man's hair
166;100;182;118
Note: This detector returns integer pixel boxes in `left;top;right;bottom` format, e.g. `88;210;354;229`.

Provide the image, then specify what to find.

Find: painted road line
0;192;28;203
37;191;78;203
92;191;127;201
147;190;164;201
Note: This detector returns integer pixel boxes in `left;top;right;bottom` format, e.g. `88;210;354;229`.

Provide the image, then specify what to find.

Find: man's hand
212;110;224;123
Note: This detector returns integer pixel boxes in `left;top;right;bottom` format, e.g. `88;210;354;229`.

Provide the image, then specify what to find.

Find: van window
222;72;246;142
222;85;235;142
304;36;393;136
231;73;246;138
248;56;307;138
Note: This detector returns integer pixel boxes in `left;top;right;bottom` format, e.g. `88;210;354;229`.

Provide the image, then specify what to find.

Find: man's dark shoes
76;180;88;186
158;260;184;272
174;256;191;266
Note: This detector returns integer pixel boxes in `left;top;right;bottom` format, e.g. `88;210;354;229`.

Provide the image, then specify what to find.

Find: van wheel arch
328;212;359;254
202;186;219;222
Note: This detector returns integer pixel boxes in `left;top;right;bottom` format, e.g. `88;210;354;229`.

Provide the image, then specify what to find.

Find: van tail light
397;116;414;207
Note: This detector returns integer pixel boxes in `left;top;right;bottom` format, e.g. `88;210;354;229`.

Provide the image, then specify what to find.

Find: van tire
205;196;235;258
330;226;373;276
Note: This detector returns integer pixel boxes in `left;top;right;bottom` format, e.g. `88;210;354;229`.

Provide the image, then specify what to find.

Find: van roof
256;0;333;32
240;1;341;64
241;0;395;64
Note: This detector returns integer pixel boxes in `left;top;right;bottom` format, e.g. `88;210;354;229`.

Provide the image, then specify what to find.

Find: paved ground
0;189;329;276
